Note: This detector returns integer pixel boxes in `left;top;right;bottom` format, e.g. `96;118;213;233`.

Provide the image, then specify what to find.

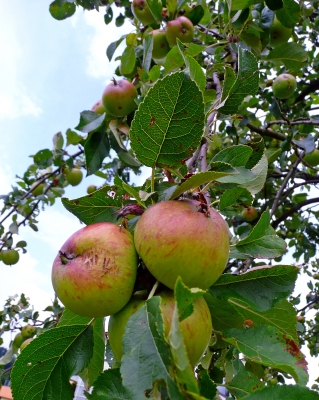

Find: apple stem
112;77;118;86
147;280;159;300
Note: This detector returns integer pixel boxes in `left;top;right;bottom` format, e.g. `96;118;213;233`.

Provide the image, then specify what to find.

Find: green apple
241;206;258;222
108;290;212;366
269;18;292;47
21;324;37;339
134;200;230;290
12;332;24;352
66;168;83;186
272;74;297;99
1;249;20;265
102;79;138;117
131;0;155;25
87;185;97;194
31;182;45;196
20;338;34;351
91;100;105;114
304;149;319;167
52;222;138;317
165;16;194;47
147;29;170;59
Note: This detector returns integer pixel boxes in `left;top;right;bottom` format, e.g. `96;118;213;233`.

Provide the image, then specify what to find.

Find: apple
102;79;138;117
1;249;19;265
20;338;34;351
131;0;155;25
21;324;37;339
134;200;230;290
52;222;138;317
304;149;319;167
269;18;292;47
31;182;45;196
272;74;297;99
12;332;24;350
87;184;97;194
91;100;105;114
108;290;212;366
66;168;83;186
165;16;194;47
241;206;258;222
147;29;170;59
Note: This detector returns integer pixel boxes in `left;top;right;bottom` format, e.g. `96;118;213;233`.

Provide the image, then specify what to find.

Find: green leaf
53;132;64;150
85;369;130;399
197;369;217;399
58;308;92;327
227;370;264;398
120;45;136;75
243;384;319;399
106;36;125;61
164;43;205;74
121;297;184;400
230;209;287;259
211;145;253;166
265;0;283;11
168;170;234;200
209;265;299;312
66;128;83;146
231;0;254;11
266;43;308;72
11;324;93;400
62;185;125;225
240;153;268;195
174;278;206;322
145;0;163;22
217;47;259;115
130;72;205;168
49;1;76;20
220;187;252;210
84;131;110;176
223;325;308;385
75;111;105;133
143;33;153;74
276;0;300;28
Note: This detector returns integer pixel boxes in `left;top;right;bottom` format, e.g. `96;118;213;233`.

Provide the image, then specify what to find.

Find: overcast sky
0;0;317;386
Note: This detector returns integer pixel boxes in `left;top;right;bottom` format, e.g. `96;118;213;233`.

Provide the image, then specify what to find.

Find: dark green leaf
243;384;319;399
276;0;300;28
106;36;125;61
85;369;130;399
265;0;283;11
33;149;53;168
266;43;308;72
49;1;76;20
120;45;136;76
75;111;105;133
227;370;264;398
84;131;110;175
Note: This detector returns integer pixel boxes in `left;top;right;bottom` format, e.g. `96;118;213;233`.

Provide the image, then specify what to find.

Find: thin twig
246;123;285;141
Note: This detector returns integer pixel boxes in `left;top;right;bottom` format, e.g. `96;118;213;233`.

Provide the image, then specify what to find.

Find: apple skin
272;74;297;99
1;249;20;265
165;16;194;47
12;332;24;351
87;184;97;194
66;168;83;186
304;149;319;167
21;324;37;339
241;206;258;222
147;29;170;59
102;79;138;117
91;100;105;114
108;290;212;366
134;200;230;290
52;222;138;317
20;338;34;351
31;182;45;196
269;18;292;47
131;0;155;25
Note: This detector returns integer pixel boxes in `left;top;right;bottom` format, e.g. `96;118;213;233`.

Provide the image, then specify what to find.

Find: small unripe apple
21;324;37;339
147;29;170;59
87;185;97;194
241;206;258;222
165;16;194;47
134;200;230;290
102;79;138;117
272;73;297;99
1;249;20;265
52;222;138;317
304;149;319;167
108;290;212;366
20;338;34;351
66;168;83;186
269;18;292;47
91;100;105;114
131;0;155;25
12;332;24;350
31;182;45;196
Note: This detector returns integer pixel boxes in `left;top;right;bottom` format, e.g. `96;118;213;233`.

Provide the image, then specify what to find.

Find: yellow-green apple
131;0;155;25
31;182;45;196
1;249;19;265
21;324;37;339
102;79;138;117
108;290;212;366
241;206;258;222
20;338;34;351
12;332;24;352
52;222;138;317
165;16;194;47
65;168;83;186
269;18;292;47
147;29;170;59
272;73;297;99
304;149;319;166
133;200;230;290
91;100;105;114
87;184;97;194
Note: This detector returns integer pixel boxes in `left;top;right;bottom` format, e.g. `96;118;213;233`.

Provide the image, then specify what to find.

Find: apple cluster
51;199;230;365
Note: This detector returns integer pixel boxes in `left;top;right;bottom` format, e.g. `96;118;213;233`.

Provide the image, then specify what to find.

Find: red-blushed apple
133;200;230;290
131;0;155;25
108;290;212;366
272;73;297;99
146;29;170;59
20;338;34;351
241;206;258;222
165;16;194;47
52;222;138;317
102;79;138;117
91;99;105;114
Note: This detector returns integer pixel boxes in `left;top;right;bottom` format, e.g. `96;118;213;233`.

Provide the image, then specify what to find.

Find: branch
295;79;319;103
246;123;286;141
267;119;319;127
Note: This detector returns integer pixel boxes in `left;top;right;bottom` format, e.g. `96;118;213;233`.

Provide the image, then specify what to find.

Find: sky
0;0;318;386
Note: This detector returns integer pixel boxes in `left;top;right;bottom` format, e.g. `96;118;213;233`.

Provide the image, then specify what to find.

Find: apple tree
1;0;319;398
